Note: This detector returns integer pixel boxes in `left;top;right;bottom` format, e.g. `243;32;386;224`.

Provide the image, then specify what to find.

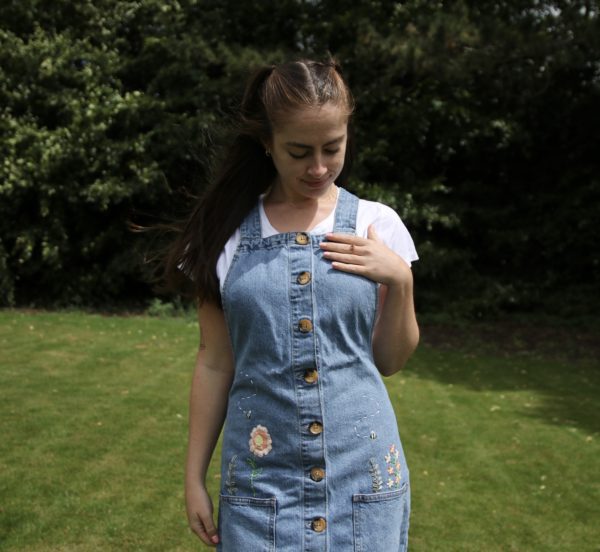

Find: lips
303;178;329;187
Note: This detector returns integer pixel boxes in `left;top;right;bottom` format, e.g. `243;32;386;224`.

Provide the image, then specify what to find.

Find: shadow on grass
409;322;600;436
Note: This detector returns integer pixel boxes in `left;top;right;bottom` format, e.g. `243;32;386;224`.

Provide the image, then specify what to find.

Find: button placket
290;232;327;545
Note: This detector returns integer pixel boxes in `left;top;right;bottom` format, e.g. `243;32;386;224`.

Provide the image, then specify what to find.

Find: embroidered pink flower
385;443;402;489
249;425;272;457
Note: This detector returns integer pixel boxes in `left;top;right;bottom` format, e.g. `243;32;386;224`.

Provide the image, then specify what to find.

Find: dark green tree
1;0;598;316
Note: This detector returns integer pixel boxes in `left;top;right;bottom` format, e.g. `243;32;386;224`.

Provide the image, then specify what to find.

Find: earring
265;149;271;157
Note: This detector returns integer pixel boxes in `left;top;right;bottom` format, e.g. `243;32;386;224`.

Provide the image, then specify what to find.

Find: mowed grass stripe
398;347;599;551
1;310;598;551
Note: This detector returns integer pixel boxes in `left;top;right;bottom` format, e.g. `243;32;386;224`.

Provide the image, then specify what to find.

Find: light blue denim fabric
218;188;410;551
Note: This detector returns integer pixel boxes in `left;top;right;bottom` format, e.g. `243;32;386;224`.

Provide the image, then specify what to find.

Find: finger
331;261;367;275
324;232;368;245
323;251;365;265
192;513;220;546
367;224;382;242
320;241;361;254
200;513;220;545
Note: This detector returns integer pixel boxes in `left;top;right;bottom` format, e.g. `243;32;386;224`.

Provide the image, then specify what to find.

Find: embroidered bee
353;395;381;439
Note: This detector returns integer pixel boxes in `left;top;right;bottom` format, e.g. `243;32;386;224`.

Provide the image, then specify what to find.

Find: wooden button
303;369;318;384
297;271;311;285
311;517;327;532
298;319;313;333
295;232;309;245
309;421;323;435
310;467;325;482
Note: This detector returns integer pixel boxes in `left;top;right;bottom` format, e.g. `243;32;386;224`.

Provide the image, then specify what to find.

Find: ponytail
163;58;354;305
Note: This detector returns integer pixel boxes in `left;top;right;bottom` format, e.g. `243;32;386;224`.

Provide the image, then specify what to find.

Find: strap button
295;232;309;245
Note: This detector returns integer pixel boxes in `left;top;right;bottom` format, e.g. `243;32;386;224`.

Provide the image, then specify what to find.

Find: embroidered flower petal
249;424;273;457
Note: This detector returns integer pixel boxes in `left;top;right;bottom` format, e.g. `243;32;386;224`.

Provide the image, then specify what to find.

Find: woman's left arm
320;224;419;376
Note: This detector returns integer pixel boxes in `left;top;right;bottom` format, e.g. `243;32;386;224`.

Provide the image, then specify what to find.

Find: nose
307;154;328;179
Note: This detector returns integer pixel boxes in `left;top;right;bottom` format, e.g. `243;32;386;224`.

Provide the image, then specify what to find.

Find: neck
265;183;338;208
261;183;339;233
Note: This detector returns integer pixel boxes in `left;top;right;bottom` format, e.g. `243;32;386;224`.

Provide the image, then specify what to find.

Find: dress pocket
218;494;277;552
352;482;410;552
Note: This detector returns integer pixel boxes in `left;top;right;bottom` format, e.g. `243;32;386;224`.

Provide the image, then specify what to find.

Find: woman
171;59;419;551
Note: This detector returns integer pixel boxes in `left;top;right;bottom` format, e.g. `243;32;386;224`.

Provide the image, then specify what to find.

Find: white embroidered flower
249;425;272;457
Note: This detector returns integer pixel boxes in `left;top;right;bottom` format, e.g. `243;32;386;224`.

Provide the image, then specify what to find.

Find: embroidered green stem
245;456;263;497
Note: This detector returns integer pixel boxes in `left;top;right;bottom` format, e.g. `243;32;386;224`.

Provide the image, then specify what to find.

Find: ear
260;139;272;156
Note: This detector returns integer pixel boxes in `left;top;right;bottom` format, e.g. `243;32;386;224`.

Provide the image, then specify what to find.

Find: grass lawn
0;309;598;551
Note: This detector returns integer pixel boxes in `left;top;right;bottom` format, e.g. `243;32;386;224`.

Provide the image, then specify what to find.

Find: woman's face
267;103;348;202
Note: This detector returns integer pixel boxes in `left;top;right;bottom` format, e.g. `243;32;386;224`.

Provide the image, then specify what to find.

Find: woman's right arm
185;300;235;547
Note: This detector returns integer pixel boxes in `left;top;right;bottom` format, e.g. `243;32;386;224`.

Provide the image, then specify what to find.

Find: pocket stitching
352;480;409;503
220;493;277;507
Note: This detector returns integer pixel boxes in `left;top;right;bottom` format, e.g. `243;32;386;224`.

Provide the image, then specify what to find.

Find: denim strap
333;187;359;234
239;203;262;240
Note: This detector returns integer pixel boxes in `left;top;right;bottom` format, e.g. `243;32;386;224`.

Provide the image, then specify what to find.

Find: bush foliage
1;0;599;315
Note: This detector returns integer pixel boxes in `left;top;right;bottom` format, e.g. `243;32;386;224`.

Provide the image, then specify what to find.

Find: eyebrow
285;135;345;149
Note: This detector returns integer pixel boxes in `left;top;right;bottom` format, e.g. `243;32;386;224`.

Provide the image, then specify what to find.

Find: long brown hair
163;58;355;305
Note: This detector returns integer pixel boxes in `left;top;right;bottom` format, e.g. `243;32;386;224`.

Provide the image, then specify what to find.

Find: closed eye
288;148;340;160
289;152;308;159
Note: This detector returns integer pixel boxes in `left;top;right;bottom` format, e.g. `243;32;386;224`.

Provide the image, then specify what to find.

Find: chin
301;178;333;191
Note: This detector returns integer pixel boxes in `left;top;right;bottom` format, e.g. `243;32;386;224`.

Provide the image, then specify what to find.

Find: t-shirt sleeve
371;204;419;267
217;228;242;290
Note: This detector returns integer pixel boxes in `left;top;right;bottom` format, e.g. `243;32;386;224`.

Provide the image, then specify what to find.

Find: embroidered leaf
369;457;383;493
226;455;238;495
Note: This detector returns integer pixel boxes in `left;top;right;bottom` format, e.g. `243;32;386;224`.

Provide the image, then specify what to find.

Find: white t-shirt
217;191;418;290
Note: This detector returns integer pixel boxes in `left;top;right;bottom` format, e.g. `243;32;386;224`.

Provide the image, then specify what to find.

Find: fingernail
211;535;219;544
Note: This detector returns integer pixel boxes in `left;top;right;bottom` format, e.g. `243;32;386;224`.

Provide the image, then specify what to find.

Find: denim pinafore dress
218;188;410;551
